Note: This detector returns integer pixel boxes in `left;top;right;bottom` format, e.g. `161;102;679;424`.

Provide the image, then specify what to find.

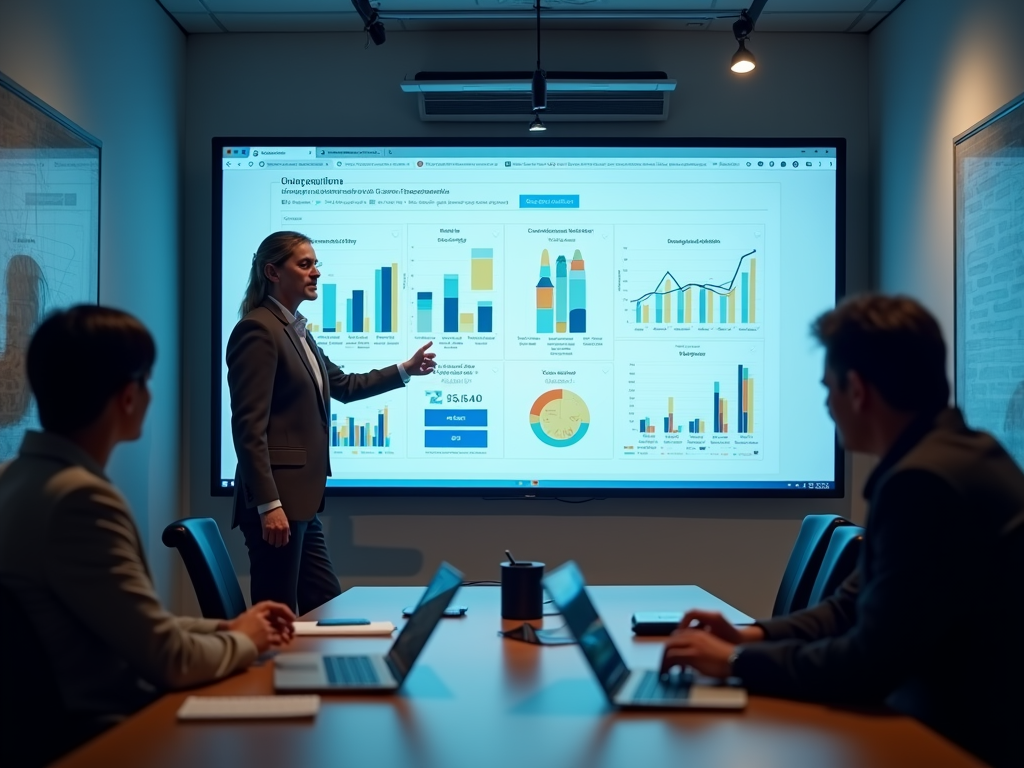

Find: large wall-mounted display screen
213;138;844;497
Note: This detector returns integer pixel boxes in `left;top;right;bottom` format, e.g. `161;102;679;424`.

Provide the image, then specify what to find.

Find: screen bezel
211;136;846;500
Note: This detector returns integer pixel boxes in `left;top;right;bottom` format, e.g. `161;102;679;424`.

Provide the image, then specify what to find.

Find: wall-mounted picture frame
955;90;1024;465
0;70;101;461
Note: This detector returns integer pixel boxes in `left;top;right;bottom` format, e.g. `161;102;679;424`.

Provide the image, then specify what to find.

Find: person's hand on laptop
676;610;765;644
660;629;736;679
220;600;296;653
660;610;766;679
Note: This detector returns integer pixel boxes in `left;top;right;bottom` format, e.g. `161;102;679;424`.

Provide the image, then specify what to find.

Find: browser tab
249;146;316;159
317;147;386;157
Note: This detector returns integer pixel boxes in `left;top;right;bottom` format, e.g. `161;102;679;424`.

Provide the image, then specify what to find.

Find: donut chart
530;389;591;447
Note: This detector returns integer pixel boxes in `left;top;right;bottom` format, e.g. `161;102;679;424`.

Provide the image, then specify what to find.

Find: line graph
623;249;759;327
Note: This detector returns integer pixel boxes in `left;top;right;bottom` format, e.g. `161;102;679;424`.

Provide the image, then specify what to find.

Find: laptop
274;561;463;692
542;561;747;710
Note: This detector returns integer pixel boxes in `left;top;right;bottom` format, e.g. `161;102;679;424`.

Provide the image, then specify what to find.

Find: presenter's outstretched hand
404;341;437;376
222;600;297;654
260;507;291;547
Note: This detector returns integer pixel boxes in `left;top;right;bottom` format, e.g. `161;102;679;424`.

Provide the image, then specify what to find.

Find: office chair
806;524;864;606
772;514;854;616
0;582;93;767
162;517;247;620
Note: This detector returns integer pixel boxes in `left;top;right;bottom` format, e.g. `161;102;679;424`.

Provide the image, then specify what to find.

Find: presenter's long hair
239;231;312;318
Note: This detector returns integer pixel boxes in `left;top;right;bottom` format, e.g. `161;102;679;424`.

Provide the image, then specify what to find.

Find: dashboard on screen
213;138;844;497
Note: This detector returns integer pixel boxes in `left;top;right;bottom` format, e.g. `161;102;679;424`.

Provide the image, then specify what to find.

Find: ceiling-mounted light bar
401;79;677;94
377;10;751;21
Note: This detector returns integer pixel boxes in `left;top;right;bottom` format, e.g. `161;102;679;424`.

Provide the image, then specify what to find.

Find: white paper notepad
177;695;320;720
293;621;396;636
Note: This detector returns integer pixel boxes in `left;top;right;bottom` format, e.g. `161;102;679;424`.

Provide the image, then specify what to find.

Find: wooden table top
52;584;984;768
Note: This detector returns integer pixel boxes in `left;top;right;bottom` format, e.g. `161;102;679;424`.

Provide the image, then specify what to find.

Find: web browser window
214;140;842;496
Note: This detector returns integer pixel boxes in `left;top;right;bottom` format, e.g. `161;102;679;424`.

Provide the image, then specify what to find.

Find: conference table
53;583;985;768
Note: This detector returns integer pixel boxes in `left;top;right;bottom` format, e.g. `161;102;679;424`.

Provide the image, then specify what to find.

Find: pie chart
530;389;590;447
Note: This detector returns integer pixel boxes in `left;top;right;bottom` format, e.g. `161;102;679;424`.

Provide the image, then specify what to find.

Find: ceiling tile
758;0;875;10
205;0;356;10
849;11;890;33
216;13;364;33
157;0;209;12
172;12;225;33
752;12;862;32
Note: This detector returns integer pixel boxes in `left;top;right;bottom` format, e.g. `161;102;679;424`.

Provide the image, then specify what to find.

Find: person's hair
812;293;949;413
27;305;156;434
239;231;312;317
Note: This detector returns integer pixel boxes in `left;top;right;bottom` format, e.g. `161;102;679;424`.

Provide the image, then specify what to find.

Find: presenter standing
227;231;435;614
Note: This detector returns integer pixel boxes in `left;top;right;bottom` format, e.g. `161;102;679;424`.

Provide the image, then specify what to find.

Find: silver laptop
274;561;463;692
542;561;747;710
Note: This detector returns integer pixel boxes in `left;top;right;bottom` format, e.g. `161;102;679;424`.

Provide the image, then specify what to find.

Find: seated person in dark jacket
661;294;1024;768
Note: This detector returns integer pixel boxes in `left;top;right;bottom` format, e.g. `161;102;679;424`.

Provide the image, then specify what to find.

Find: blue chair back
773;514;853;616
162;517;247;620
807;525;864;606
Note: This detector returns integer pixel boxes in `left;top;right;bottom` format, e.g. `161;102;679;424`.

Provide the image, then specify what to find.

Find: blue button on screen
519;195;580;208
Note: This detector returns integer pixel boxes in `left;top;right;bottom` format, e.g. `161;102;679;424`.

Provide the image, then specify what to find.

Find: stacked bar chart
631;250;757;326
331;408;391;449
320;262;399;334
417;292;432;332
433;248;495;334
737;364;754;433
535;248;587;333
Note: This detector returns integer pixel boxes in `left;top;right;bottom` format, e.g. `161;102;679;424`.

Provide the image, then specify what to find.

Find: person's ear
264;263;280;284
117;381;139;416
846;370;867;412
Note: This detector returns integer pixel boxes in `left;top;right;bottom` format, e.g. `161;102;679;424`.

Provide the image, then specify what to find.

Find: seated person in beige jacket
0;305;295;739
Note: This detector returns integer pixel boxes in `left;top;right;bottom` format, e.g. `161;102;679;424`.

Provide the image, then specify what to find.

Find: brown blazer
227;298;404;525
0;431;257;723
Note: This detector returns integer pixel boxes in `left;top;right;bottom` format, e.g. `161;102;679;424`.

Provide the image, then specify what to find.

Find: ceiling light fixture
530;0;547;129
352;0;386;46
731;10;756;73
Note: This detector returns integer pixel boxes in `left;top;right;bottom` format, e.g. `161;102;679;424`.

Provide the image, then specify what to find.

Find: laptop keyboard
632;670;692;702
323;655;380;685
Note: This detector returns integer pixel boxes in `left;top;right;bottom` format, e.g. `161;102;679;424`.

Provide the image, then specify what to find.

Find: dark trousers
239;512;342;616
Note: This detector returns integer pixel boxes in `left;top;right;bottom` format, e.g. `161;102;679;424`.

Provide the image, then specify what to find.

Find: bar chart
622;356;763;461
331;407;392;449
535;248;587;334
408;228;501;341
318;261;400;334
629;250;758;327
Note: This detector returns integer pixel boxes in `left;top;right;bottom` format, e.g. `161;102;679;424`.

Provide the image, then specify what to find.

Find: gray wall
184;29;870;618
0;0;186;602
870;0;1024;367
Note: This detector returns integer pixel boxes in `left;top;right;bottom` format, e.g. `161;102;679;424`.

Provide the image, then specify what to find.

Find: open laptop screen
386;562;463;682
543;561;629;697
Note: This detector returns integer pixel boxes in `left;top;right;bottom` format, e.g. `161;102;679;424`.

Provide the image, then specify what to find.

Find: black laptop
542;561;747;709
274;561;463;692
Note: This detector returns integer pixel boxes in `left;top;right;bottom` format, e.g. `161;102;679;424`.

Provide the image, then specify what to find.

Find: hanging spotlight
529;0;547;129
532;68;547;112
730;10;756;73
352;0;386;46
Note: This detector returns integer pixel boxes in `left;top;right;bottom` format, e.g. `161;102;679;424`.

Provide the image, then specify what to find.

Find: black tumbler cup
501;561;545;620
